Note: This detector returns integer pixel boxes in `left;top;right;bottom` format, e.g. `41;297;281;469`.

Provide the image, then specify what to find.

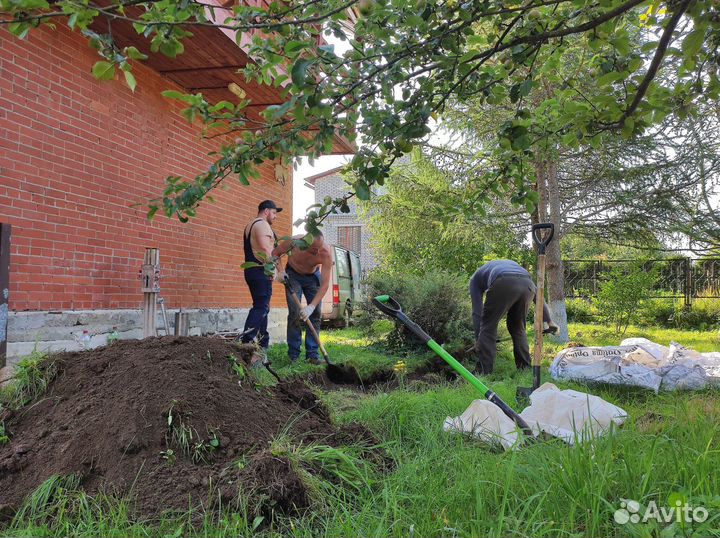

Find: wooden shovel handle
283;280;329;360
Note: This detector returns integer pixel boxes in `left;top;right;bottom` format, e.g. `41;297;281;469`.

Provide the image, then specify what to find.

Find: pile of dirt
0;337;378;521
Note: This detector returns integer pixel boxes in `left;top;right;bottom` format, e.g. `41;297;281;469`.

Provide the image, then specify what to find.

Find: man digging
470;259;559;374
273;232;333;365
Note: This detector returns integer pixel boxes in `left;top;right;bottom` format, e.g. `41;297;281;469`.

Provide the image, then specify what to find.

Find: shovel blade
516;386;533;406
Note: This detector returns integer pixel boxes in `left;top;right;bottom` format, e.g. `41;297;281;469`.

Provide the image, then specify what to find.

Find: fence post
684;257;692;309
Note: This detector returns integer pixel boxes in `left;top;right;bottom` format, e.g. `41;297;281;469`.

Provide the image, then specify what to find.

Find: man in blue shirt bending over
470;259;558;374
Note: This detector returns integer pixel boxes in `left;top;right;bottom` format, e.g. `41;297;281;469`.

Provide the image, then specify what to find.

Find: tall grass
3;326;720;537
0;350;56;410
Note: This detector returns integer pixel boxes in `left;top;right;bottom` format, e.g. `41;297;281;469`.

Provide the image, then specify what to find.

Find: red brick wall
0;26;292;311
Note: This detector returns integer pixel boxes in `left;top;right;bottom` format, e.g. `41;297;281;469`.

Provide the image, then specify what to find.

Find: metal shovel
283;277;361;384
516;223;555;404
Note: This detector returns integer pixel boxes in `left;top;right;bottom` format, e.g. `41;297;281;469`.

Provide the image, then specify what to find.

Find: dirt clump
0;336;376;521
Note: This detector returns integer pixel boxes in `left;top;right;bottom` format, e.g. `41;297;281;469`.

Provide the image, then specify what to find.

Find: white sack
518;383;627;444
443;383;626;449
442;399;520;450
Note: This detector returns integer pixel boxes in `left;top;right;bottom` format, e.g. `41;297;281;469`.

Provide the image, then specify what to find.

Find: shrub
637;299;676;327
359;269;473;351
565;298;598;323
594;263;657;334
672;298;720;331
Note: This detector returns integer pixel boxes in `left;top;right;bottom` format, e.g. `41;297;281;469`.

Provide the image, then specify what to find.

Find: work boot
308;357;323;366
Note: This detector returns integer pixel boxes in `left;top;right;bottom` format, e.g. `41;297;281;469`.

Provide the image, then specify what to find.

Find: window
337;226;361;254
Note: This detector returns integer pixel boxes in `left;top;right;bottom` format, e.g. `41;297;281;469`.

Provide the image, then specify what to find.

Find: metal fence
564;258;720;305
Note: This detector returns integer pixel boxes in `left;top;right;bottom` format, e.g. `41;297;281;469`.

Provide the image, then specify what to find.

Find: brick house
0;4;353;369
304;167;379;274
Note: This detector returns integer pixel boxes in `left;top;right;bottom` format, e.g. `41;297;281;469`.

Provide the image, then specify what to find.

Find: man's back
473;260;529;292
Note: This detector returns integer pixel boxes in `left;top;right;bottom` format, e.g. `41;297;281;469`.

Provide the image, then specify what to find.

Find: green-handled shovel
372;295;533;437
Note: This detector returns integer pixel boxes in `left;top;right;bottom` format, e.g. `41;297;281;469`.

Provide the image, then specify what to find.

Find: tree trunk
544;158;569;342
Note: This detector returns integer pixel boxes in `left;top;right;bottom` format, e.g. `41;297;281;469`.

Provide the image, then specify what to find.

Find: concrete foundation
4;308;288;369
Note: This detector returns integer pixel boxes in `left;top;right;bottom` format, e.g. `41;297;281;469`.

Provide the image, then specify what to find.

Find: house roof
90;0;355;154
303;166;346;189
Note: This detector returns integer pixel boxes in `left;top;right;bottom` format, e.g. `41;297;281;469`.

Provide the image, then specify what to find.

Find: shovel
373;295;532;436
516;222;555;404
283;278;361;384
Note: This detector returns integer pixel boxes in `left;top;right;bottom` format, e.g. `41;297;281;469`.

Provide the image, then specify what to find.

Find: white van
319;245;363;327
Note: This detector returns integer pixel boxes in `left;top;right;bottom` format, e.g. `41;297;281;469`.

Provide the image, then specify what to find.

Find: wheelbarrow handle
372;295;432;344
531;223;554;255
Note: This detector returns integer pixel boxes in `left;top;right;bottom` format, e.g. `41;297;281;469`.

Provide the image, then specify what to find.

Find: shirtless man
273;232;333;364
241;200;281;358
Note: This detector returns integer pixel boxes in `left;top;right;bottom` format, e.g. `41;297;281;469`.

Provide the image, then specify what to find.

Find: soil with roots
0;337;379;521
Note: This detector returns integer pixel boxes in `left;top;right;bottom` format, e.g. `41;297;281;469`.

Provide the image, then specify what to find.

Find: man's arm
251;221;274;259
469;280;484;339
271;238;293;258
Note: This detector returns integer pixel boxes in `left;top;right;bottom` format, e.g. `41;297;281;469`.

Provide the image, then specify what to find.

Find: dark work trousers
241;269;273;349
471;274;536;374
285;267;322;361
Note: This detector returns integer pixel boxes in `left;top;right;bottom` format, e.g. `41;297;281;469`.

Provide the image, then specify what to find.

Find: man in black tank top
241;200;281;362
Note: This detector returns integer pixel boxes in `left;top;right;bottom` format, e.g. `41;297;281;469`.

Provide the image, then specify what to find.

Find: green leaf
91;61;115;81
596;71;625;87
291;59;313;87
681;28;705;57
240;262;262;269
162;90;191;102
284;40;307;56
125;46;148;60
123;70;137;92
355;180;371;200
621;117;634;138
7;22;31;39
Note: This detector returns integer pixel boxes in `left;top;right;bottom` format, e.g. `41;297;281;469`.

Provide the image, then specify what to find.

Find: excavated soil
0;337;379;521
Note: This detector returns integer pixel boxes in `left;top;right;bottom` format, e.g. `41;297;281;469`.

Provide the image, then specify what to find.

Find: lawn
3;323;720;537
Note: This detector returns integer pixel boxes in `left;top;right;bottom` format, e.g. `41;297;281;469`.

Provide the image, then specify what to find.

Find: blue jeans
286;267;321;360
242;270;272;349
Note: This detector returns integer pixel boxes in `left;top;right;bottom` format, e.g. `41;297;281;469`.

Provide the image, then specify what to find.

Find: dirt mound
0;337;376;520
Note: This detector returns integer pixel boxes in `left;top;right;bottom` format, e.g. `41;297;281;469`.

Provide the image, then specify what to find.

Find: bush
594;263;657;334
672;298;720;331
565;298;598;323
359;269;473;351
637;299;676;327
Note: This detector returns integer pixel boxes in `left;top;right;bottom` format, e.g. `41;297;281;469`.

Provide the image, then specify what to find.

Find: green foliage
594;263;658;334
362;150;529;276
0;350;56;410
362;268;473;351
565;298;598;323
669;298;720;331
4;0;719;234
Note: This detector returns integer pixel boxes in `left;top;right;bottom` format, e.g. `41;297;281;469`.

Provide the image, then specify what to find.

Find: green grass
4;323;720;537
0;349;56;411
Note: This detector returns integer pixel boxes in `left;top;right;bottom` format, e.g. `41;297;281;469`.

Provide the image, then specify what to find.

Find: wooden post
141;248;160;338
0;224;10;369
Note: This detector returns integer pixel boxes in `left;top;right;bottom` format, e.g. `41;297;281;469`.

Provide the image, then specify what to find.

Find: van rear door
334;247;353;314
349;252;363;303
